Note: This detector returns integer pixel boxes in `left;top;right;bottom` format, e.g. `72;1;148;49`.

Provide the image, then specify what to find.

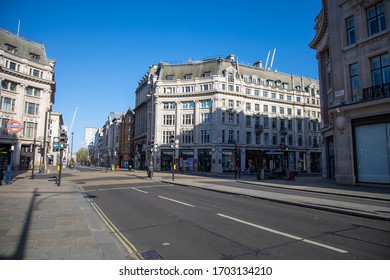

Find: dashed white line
217;213;348;254
131;187;148;194
158;196;195;208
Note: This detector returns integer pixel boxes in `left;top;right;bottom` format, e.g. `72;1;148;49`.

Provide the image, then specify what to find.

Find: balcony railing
362;82;390;102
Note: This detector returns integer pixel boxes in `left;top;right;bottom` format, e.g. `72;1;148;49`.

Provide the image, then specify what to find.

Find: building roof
0;28;50;65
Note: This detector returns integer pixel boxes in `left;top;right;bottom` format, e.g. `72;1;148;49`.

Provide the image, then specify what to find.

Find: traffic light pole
172;148;174;181
58;149;62;186
31;138;36;179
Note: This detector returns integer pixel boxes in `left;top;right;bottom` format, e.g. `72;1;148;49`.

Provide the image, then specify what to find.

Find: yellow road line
80;186;143;259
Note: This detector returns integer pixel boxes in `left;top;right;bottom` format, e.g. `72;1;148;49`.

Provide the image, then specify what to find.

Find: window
272;133;278;145
184;74;192;80
297;109;302;116
1;97;15;112
30;53;40;62
24;122;37;138
32;69;40;77
246;132;251;144
6;44;17;54
367;2;386;36
24;102;39;115
296;96;301;103
263;91;268;98
166;75;174;80
228;73;234;82
288;119;292;130
228;130;234;143
165;87;176;93
255;104;260;111
268;80;273;87
280;107;284;114
287;95;292;101
236;114;240;125
201;84;209;91
246;116;251;127
221;99;226;107
228;85;234;91
245;88;251;94
1;80;17;92
163;102;176;109
371;53;389;86
201;130;211;143
201;100;212;108
26;86;41;97
298;135;303;146
182;102;194;109
252;76;258;84
279;94;284;100
228;99;234;108
9;82;17;92
263;105;268;113
163;131;175;143
264;133;269;145
288;134;293;146
182;130;193;143
298;120;302;131
201;113;211;123
236;86;240;92
203;71;212;78
254;89;259;96
9;61;16;70
272;106;276;113
243;76;249;82
272;118;277;129
276;81;281;88
229;113;234;124
346;16;356;45
287;108;292;115
246;102;251;111
182;114;194;125
271;92;276;98
163;115;175;125
236;130;240;144
222;129;225;143
263;117;269;129
350;63;360;101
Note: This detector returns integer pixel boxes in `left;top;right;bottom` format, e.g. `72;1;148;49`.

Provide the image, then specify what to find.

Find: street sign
7;120;24;134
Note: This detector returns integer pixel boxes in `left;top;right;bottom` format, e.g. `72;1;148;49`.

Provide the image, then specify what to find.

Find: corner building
134;55;321;174
310;0;390;185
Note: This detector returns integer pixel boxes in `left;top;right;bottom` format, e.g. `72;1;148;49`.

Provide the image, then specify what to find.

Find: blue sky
1;0;321;152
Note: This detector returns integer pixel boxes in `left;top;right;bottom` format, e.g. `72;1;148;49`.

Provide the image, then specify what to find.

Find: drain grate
140;249;162;260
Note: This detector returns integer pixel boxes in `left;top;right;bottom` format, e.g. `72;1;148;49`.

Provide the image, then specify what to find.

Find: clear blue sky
1;0;321;152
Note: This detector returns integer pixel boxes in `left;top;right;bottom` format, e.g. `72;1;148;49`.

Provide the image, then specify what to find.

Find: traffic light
150;140;154;152
169;135;175;149
59;130;67;150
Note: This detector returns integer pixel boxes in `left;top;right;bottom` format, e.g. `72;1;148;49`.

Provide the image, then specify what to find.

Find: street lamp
71;132;74;165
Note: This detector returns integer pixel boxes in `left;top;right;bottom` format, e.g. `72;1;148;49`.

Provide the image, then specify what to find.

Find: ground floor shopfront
152;146;321;174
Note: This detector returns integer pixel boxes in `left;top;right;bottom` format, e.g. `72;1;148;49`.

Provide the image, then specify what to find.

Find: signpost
6;120;24;184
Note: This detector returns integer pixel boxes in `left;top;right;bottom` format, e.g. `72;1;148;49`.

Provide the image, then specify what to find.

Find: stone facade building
310;0;389;185
118;108;135;169
0;28;56;173
134;55;321;174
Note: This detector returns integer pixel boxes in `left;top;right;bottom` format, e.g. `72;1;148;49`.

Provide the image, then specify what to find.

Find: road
71;168;390;260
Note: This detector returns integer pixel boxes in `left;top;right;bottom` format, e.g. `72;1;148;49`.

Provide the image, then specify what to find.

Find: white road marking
217;213;348;254
131;187;148;194
158;196;195;208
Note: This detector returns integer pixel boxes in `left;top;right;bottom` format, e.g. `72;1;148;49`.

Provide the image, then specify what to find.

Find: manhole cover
140;249;162;260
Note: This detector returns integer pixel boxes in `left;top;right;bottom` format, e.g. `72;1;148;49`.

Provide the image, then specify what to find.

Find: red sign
7;119;24;134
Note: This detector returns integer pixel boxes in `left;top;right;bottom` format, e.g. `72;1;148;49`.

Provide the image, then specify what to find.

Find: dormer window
184;74;192;80
228;73;234;82
275;80;281;87
166;75;174;80
267;80;274;87
203;71;212;78
5;44;17;54
30;53;40;62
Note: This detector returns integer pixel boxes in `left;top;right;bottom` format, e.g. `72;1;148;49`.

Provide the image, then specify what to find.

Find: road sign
7;120;24;134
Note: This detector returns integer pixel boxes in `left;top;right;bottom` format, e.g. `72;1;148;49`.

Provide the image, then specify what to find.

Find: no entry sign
7;119;24;134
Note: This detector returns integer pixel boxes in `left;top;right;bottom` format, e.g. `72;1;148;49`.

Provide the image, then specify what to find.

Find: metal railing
362;82;390;102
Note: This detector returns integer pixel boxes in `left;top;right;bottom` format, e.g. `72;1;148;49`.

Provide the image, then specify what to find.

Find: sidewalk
138;170;390;221
0;171;130;260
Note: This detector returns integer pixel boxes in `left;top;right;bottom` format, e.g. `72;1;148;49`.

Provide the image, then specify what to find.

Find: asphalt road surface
74;170;390;260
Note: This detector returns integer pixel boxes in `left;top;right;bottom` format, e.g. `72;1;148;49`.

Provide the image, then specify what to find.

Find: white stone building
134;55;321;174
0;28;56;173
310;0;390;185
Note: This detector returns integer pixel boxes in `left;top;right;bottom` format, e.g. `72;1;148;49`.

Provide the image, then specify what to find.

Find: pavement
0;167;389;260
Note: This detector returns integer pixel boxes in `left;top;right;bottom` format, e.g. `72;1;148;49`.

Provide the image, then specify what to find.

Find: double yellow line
79;186;143;260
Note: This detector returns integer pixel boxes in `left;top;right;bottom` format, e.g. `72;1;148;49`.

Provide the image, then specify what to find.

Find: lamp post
147;90;155;178
71;132;74;165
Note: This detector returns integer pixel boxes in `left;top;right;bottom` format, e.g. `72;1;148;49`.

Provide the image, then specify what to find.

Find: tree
76;148;89;165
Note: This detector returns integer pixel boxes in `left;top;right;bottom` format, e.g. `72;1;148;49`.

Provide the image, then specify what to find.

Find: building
0;28;56;173
310;0;389;185
48;111;64;167
84;127;98;148
133;55;321;174
118;108;135;168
